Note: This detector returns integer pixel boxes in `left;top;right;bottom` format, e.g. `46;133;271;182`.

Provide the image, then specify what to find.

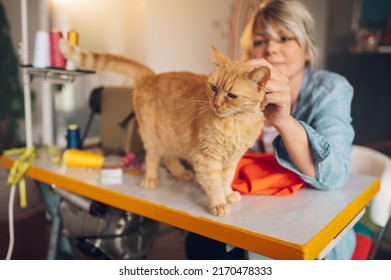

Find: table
0;154;380;260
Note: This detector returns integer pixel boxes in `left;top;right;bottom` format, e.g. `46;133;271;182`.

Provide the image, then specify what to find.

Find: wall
326;0;358;55
301;0;328;69
3;0;41;63
50;0;232;74
3;0;234;144
3;0;328;146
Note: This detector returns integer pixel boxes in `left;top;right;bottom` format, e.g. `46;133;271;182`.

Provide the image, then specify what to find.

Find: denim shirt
273;67;355;190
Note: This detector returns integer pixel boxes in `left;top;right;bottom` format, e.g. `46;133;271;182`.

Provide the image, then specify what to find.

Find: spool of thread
66;30;79;70
121;153;136;166
63;149;104;168
32;30;50;68
67;30;79;46
66;124;82;149
49;29;66;68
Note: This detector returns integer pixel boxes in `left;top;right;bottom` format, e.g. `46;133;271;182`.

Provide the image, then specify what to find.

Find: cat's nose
213;102;222;109
213;98;223;109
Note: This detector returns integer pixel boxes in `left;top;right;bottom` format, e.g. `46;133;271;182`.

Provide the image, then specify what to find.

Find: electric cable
6;184;16;260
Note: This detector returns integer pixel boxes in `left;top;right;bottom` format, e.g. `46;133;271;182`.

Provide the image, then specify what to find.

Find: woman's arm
274;75;354;190
275;116;315;178
247;58;316;178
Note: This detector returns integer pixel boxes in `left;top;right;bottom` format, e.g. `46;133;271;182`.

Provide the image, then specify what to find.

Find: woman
186;0;355;260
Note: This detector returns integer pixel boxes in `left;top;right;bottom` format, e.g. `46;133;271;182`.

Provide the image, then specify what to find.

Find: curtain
227;0;262;60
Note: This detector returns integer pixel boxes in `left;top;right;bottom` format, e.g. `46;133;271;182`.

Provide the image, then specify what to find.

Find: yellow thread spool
63;149;104;168
67;30;79;46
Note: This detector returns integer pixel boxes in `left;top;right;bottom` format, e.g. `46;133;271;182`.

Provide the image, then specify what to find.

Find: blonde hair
240;0;319;70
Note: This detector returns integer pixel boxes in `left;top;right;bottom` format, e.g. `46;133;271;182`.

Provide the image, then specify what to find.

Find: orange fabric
232;152;306;195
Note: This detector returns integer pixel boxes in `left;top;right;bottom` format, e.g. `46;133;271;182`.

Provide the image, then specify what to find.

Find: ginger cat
60;40;270;216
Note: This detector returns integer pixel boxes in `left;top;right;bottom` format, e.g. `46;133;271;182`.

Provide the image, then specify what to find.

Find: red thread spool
121;153;136;166
50;30;66;68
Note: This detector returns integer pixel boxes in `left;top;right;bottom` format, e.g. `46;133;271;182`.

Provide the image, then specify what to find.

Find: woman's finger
263;91;289;105
263;79;290;95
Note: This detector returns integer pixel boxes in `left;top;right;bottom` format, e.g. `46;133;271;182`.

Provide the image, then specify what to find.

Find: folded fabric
231;152;306;195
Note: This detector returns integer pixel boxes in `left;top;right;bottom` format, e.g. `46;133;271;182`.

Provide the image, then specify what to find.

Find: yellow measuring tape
4;146;61;208
5;147;37;208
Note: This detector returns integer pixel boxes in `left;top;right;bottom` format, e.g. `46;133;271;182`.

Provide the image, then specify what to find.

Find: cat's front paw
209;203;231;216
226;191;241;204
140;178;159;189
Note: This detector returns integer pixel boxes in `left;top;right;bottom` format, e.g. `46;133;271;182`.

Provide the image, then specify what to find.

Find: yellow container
63;149;104;168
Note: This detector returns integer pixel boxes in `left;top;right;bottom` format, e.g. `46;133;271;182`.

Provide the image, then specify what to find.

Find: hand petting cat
246;58;291;129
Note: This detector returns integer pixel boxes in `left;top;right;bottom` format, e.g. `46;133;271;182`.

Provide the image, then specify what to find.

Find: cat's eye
210;84;218;93
227;92;238;99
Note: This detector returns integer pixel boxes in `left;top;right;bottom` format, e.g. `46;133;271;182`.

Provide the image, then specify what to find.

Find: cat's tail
59;39;154;81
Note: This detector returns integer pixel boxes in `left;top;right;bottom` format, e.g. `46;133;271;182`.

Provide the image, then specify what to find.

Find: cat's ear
249;66;270;89
211;46;231;68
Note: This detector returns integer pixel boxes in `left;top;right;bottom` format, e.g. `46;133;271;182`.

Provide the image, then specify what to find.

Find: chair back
351;145;391;227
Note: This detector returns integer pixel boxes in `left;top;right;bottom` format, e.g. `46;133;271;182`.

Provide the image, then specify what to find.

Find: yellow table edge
303;177;380;259
0;156;379;259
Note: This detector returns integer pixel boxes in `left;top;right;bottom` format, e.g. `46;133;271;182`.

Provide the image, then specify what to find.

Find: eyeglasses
253;36;296;47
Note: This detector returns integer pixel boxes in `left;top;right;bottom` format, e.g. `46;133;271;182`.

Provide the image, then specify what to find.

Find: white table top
1;155;380;259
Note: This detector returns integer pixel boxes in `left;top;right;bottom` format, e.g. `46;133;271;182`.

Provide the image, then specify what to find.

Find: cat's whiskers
192;105;211;120
231;104;260;117
191;105;211;123
188;101;208;117
188;99;209;105
188;99;210;114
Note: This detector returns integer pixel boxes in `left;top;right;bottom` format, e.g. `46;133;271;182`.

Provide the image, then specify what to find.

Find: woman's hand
247;58;315;178
247;59;292;129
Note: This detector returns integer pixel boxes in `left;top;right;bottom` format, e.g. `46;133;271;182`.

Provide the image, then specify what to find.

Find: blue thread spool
67;124;82;149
